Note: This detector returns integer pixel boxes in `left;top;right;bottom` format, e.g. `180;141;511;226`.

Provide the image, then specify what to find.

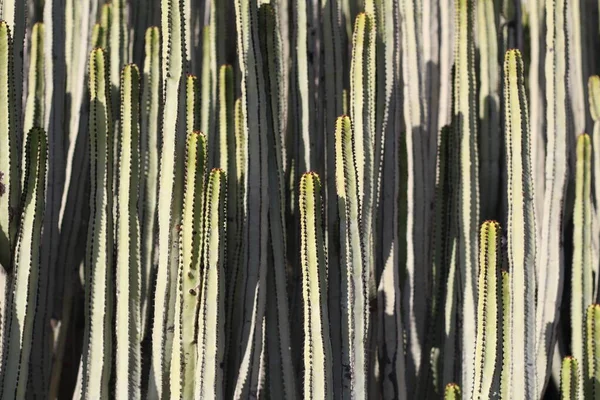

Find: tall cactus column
0;21;18;272
114;64;142;399
0;128;47;399
231;0;271;397
79;48;114;400
504;49;537;398
536;0;569;392
299;172;333;400
194;168;227;400
335;115;368;398
150;0;187;397
453;0;480;394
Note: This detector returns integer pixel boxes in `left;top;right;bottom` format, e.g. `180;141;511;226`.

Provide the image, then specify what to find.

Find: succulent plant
1;0;599;398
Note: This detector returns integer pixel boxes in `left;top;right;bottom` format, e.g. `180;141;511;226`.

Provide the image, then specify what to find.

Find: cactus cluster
2;0;600;399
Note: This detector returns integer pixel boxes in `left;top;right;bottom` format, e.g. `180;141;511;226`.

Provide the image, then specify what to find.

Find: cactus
444;383;461;400
0;20;18;272
476;0;500;219
572;133;593;393
292;0;318;172
536;0;569;391
453;1;480;394
561;357;580;400
472;221;500;399
0;0;598;398
170;131;207;399
23;23;45;137
217;65;234;173
109;0;130;96
399;0;429;381
504;49;537;397
195;168;227;399
257;5;296;398
300;172;333;399
589;76;600;211
139;26;161;340
80;48;114;399
0;128;47;399
199;26;214;140
230;0;270;397
150;0;187;397
585;304;600;399
114;64;142;399
335;115;368;397
500;269;511;398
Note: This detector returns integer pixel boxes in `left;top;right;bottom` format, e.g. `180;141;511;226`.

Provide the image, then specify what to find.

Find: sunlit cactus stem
560;357;580;400
571;133;593;400
588;76;600;212
500;269;511;398
585;304;600;398
504;48;537;398
537;0;569;391
300;172;333;399
24;22;45;136
139;26;161;340
453;0;480;393
171;131;207;400
0;128;47;399
114;64;142;399
79;47;114;400
444;383;461;400
150;0;187;397
335;115;368;397
195;168;227;400
472;221;500;399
